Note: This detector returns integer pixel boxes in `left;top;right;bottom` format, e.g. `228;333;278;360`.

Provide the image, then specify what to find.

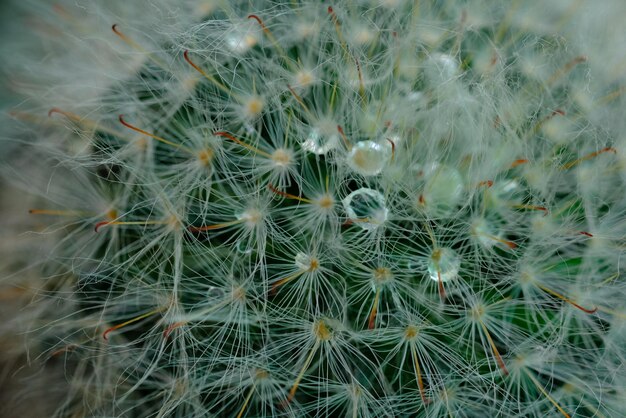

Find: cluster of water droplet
7;1;626;417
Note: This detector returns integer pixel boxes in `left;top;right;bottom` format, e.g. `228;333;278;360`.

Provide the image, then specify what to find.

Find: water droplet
302;125;340;155
471;218;499;248
427;248;460;282
346;141;392;176
407;91;424;103
236;240;253;254
358;109;379;134
342;188;388;230
484;179;520;211
424;53;460;83
208;286;225;300
243;123;256;135
499;179;519;195
226;24;260;54
420;164;464;217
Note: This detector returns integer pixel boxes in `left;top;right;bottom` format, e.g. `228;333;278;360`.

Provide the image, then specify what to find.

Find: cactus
2;1;626;417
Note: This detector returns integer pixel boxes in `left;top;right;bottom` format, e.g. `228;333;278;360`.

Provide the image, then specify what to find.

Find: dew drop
407;91;424;103
342;188;388;230
471;218;498;248
208;286;225;300
236;240;253;254
420;164;464;217
302;124;340;155
484;179;520;211
424;53;460;83
499;179;519;195
427;247;460;282
346;140;392;176
226;24;260;54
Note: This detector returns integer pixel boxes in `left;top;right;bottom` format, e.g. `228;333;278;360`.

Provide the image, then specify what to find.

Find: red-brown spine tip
50;344;78;358
187;225;214;233
580;305;598;314
386;138;396;161
183;50;202;73
437;271;446;300
490;52;498;67
267;183;282;196
95;221;110;233
497;357;510;376
213;131;229;139
510;159;529;168
567;299;598;314
367;310;377;330
336;125;351;149
247;14;268;33
163;322;184;339
269;286;277;297
504;241;517;250
102;327;114;341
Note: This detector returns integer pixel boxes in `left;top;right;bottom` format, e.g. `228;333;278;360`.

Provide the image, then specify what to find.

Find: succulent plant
2;1;626;417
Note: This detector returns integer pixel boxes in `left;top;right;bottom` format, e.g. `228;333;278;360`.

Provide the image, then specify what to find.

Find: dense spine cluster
2;1;626;417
